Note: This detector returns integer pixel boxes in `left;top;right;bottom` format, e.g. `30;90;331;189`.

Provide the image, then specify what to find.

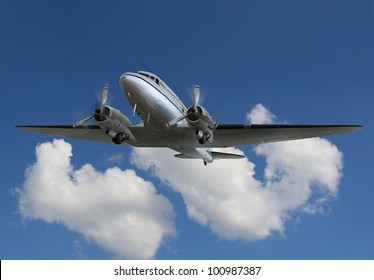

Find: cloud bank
18;104;343;258
130;104;343;240
18;139;175;259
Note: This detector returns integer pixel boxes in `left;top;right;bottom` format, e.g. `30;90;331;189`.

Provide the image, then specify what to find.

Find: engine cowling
186;105;214;144
95;105;136;144
166;85;216;145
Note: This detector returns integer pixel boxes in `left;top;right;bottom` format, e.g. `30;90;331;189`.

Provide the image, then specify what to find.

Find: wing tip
338;125;363;133
351;125;363;130
16;125;32;131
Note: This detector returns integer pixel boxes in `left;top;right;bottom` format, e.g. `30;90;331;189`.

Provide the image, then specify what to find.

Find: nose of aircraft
119;72;143;100
120;73;138;96
119;73;128;92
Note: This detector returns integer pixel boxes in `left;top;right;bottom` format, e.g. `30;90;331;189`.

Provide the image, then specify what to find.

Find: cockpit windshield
138;71;161;85
138;71;149;78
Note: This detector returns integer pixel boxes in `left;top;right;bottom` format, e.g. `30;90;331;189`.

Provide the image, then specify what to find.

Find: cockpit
138;71;161;85
138;71;176;94
137;71;184;109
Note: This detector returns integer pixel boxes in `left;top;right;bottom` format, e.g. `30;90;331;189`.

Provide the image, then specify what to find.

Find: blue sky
1;0;373;259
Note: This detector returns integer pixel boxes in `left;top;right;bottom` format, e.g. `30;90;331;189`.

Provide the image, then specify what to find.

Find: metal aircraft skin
17;71;362;165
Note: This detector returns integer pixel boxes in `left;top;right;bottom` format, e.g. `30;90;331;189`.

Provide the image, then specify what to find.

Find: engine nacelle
186;105;214;144
95;105;137;144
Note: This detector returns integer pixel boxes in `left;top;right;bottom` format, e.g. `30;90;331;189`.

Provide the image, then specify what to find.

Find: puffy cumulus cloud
18;139;175;259
247;103;275;124
131;147;282;240
130;104;343;241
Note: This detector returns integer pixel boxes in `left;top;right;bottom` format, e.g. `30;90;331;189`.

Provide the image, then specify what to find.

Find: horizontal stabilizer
174;151;245;160
211;151;245;159
174;154;193;159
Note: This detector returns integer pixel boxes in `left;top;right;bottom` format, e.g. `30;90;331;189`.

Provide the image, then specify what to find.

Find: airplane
17;71;362;165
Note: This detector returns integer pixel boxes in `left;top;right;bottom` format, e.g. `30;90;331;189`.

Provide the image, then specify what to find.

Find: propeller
167;84;215;127
192;85;200;109
74;84;109;127
167;84;200;127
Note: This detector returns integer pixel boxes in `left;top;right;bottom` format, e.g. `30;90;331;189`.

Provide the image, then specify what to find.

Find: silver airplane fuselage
120;71;187;129
119;71;214;163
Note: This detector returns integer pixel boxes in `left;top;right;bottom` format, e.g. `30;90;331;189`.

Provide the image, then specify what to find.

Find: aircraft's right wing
16;124;174;147
17;125;114;144
211;124;362;147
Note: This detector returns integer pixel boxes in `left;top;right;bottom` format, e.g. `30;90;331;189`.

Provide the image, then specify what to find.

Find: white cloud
246;103;276;124
106;153;124;165
130;104;343;241
18;139;175;259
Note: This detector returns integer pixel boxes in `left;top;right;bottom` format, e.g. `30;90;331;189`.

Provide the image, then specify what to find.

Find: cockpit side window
150;76;160;85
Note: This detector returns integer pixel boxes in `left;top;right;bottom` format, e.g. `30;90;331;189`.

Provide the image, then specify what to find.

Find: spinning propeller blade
167;84;216;127
74;84;109;127
193;85;200;108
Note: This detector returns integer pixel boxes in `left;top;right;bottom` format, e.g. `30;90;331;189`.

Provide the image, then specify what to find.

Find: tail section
174;151;245;160
211;151;245;159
